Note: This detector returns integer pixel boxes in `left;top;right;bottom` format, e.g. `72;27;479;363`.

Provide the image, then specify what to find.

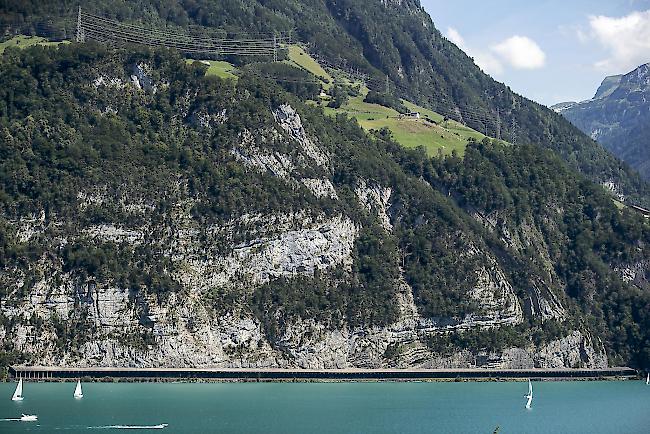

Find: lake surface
0;380;648;433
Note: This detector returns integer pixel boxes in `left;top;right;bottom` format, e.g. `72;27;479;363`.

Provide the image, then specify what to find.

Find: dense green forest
0;42;648;369
1;0;649;207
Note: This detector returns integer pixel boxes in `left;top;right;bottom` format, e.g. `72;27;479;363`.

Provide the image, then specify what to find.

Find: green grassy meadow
0;35;68;54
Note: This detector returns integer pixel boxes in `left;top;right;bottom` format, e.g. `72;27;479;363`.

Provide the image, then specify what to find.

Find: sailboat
524;379;533;409
20;414;37;422
74;380;83;399
11;378;23;401
646;373;649;385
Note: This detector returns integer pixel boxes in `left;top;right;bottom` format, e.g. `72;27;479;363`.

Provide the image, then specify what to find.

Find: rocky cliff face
2;47;645;371
1;227;604;369
0;106;604;369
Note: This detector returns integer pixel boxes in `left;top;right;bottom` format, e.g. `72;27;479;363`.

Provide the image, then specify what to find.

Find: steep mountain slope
2;0;649;206
0;44;648;371
554;63;650;181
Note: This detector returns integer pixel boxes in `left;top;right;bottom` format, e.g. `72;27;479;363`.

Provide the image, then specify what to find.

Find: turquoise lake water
0;380;648;433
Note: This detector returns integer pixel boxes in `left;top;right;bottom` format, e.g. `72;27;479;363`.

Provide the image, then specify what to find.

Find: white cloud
445;28;546;74
446;27;504;75
491;36;546;70
588;10;650;72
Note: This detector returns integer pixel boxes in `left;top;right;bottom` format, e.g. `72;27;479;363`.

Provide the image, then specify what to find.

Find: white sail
646;373;649;385
74;380;83;398
524;379;533;409
11;378;23;401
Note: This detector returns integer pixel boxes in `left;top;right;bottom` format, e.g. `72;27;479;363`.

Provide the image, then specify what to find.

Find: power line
363;76;509;138
80;10;287;41
74;9;509;139
77;8;283;58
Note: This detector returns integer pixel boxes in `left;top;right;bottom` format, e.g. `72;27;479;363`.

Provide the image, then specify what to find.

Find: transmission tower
76;6;85;42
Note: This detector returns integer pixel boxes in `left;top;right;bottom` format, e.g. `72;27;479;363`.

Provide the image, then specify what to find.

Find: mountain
552;101;578;112
554;63;650;181
2;0;649;206
0;1;649;373
0;44;649;373
594;74;623;100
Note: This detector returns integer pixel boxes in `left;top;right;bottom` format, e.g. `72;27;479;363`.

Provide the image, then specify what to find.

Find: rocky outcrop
83;224;145;245
355;179;392;231
130;63;157;93
470;210;567;322
233;108;338;201
0;176;604;370
212;214;358;287
273;104;330;169
301;178;338;199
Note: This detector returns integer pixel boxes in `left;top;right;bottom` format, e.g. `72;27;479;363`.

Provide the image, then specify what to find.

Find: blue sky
421;0;650;105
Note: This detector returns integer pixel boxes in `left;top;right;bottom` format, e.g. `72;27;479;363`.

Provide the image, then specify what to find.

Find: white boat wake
2;414;38;422
89;424;169;430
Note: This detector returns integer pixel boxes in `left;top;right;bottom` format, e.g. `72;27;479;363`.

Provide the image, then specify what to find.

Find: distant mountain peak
593;74;623;100
557;61;650;180
621;62;650;87
550;101;578;113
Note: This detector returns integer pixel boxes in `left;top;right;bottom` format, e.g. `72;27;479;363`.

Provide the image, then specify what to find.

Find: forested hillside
1;0;649;206
0;43;649;371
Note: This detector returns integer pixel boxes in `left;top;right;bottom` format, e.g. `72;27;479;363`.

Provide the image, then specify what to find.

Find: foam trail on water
88;424;168;430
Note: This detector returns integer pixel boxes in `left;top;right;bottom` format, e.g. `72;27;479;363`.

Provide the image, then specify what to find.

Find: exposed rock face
0;63;612;371
232;141;296;180
355;179;392;231
470;211;567;322
466;255;524;327
83;224;144;245
2;199;606;369
130;63;157;93
615;260;650;290
301;178;338;199
188;108;228;129
273;104;330;169
602;180;626;202
534;331;607;369
213;214;358;287
233;106;337;202
1;207;605;370
93;75;126;89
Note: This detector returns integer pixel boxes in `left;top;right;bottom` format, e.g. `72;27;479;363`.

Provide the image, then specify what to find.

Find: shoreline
2;377;637;384
8;366;638;383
